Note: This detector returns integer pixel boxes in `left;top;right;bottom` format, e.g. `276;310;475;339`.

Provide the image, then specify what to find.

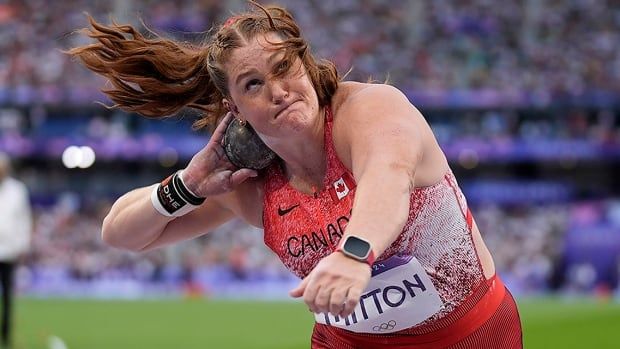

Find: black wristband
156;174;187;215
155;172;205;216
172;171;206;205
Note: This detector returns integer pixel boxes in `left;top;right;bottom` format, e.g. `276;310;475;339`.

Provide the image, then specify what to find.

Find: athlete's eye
245;78;263;91
274;60;289;74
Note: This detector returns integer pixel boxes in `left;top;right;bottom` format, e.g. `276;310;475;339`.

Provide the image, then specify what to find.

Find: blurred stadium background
1;0;620;348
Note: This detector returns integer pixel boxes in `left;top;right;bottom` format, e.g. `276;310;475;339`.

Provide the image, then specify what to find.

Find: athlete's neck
275;107;327;190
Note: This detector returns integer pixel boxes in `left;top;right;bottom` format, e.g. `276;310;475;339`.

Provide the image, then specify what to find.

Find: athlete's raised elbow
101;214;138;252
101;214;120;247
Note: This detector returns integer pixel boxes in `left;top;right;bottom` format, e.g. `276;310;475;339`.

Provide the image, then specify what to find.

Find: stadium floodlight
78;146;96;168
62;145;96;169
61;145;81;169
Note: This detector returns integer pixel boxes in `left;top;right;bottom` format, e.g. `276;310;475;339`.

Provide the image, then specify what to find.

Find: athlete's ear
223;99;239;116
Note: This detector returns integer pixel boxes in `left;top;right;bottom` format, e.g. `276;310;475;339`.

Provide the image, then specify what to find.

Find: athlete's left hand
290;252;371;318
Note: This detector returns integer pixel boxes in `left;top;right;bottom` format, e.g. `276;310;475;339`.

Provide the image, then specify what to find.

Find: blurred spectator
0;152;32;349
1;0;619;106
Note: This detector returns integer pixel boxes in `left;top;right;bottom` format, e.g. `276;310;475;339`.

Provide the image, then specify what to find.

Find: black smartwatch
336;235;376;266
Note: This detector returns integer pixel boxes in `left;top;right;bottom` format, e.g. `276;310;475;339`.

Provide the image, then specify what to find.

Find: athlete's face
223;32;321;144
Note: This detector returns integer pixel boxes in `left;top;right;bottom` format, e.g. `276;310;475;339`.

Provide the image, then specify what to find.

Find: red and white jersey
262;107;484;324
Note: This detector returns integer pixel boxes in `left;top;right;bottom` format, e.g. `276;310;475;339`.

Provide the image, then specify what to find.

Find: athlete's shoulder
349;83;407;104
333;81;402;108
333;82;412;123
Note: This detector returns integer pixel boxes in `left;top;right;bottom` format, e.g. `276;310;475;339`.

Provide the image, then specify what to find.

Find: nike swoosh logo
278;204;300;216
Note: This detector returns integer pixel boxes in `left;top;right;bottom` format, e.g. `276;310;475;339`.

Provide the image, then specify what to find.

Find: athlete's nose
270;79;289;105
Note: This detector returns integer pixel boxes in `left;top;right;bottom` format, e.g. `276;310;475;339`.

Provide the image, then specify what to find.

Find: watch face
343;236;371;259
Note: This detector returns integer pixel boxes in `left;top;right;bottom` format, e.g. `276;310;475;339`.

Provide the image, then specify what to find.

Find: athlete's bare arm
102;187;225;251
101;113;263;252
334;84;426;255
291;83;427;316
102;176;264;252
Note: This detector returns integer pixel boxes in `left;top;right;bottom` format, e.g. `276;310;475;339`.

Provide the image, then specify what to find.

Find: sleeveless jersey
262;107;485;324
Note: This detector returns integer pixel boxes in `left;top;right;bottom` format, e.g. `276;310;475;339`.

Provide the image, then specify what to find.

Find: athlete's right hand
180;112;258;197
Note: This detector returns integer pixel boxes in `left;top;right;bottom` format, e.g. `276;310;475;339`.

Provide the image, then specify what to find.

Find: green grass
518;297;620;348
13;297;620;349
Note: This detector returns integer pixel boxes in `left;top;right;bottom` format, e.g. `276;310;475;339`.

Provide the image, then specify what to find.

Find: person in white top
0;153;32;349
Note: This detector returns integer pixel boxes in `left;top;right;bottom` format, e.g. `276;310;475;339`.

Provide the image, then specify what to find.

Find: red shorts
311;275;522;349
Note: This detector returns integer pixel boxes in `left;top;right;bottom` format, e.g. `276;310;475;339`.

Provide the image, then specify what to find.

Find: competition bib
314;255;443;334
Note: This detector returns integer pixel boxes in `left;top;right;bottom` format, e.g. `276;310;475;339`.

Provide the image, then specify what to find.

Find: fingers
289;275;310;298
297;273;351;315
340;287;362;318
210;112;234;144
328;289;347;316
302;279;320;313
212;142;227;161
230;168;258;186
291;255;370;316
307;284;354;316
314;285;333;314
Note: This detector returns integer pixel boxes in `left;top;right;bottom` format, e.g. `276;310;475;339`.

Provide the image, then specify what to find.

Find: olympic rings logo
372;320;396;332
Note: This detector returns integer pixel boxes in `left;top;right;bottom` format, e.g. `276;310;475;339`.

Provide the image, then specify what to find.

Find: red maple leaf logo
336;182;346;193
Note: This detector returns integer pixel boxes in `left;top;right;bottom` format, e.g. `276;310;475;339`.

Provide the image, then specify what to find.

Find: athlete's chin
278;110;310;132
